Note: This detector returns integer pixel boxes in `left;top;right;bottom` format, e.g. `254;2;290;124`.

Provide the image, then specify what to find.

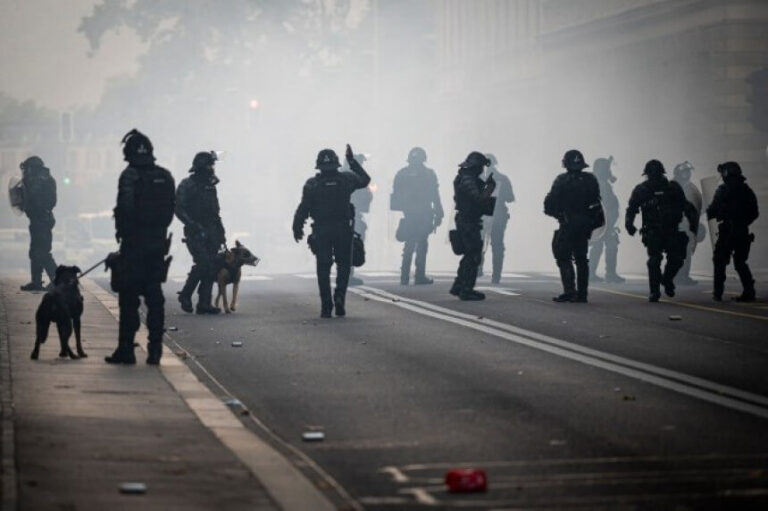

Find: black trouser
28;217;57;284
117;247;166;353
453;216;483;293
713;228;754;297
480;213;509;281
400;216;432;281
589;227;619;277
552;226;590;297
643;230;688;295
313;222;353;310
678;230;697;280
180;229;219;306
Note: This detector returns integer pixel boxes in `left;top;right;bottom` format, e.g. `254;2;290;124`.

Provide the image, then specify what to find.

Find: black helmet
673;161;694;177
643;159;665;177
592;157;615;182
717;161;742;178
121;129;155;165
562;149;589;170
407;147;427;164
459;151;490;169
191;151;217;171
315;149;340;170
485;153;498;166
20;156;45;171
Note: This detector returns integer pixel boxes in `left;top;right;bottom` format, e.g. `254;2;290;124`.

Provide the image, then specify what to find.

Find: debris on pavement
669;315;682;321
231;341;243;347
119;482;147;495
445;468;487;493
302;431;325;442
166;326;178;331
224;398;243;408
622;394;637;401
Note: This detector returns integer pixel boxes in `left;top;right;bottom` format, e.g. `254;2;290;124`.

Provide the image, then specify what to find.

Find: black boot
334;290;346;317
20;281;44;291
178;292;193;313
553;292;576;303
105;338;136;365
320;300;333;318
733;281;756;302
196;280;220;314
450;279;462;297
459;289;485;301
146;341;163;365
414;274;434;285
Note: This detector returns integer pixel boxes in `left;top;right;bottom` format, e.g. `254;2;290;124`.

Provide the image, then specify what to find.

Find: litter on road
119;482;147;495
669;315;683;321
302;431;325;442
231;341;243;347
445;468;487;493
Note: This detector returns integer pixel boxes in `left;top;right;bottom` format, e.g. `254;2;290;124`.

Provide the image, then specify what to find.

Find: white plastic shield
700;176;721;250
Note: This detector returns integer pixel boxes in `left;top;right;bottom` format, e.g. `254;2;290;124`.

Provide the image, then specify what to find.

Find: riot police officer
479;153;515;284
19;156;58;291
589;157;625;283
672;161;705;286
706;161;759;302
293;145;370;318
544;150;603;303
106;129;175;365
390;147;444;285
175;151;226;314
451;151;495;301
626;160;698;302
344;153;373;286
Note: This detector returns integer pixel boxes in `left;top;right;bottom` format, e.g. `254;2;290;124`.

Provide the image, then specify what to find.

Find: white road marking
380;466;410;483
400;488;438;505
475;287;521;297
358;271;400;277
351;286;768;419
238;275;272;281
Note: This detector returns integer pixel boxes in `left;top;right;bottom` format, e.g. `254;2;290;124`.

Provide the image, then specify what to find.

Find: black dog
30;265;87;360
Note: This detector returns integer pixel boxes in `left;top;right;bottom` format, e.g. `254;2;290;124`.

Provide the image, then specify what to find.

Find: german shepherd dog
214;241;259;314
30;265;87;360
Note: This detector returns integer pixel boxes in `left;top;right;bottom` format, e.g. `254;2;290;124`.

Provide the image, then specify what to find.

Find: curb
81;279;341;511
0;284;18;511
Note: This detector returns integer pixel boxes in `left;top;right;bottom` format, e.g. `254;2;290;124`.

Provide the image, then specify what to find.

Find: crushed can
445;468;487;493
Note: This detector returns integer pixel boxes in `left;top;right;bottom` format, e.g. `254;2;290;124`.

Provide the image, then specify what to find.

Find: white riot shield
589;202;607;243
700;176;721;250
8;175;24;216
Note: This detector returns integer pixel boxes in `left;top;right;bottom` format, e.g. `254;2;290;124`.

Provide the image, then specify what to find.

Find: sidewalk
0;277;330;511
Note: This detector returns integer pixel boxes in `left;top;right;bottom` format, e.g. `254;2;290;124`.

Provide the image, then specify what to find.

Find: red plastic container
445;468;487;493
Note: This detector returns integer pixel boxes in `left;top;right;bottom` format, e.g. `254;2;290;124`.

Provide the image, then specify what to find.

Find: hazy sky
0;0;145;110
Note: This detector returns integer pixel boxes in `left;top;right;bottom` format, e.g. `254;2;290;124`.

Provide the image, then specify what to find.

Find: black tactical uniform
589;157;625;283
19;156;58;291
479;153;514;284
706;161;759;302
107;129;175;365
391;147;444;285
344;154;373;286
626;160;698;302
175;151;226;314
545;150;603;303
293;146;370;318
451;152;496;301
672;161;705;286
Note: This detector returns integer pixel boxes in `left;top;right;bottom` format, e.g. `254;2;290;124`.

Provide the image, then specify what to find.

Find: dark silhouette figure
107;129;175;365
626;160;698;302
343;154;373;286
175;151;227;314
479;153;515;284
451;152;496;301
19;156;58;291
589;157;625;283
293;145;370;318
544;150;603;303
672;161;705;286
706;161;759;302
390;147;443;285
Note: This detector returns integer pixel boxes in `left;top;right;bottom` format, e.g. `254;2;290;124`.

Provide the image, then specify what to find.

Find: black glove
293;229;303;243
626;223;637;236
485;173;496;193
346;144;355;165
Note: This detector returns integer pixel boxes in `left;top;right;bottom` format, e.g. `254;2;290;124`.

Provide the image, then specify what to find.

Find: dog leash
78;257;108;278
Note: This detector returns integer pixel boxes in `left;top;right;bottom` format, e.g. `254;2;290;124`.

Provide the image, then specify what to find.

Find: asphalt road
98;269;768;509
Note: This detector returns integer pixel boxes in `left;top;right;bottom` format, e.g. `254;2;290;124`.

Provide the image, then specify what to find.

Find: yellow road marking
593;287;768;322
